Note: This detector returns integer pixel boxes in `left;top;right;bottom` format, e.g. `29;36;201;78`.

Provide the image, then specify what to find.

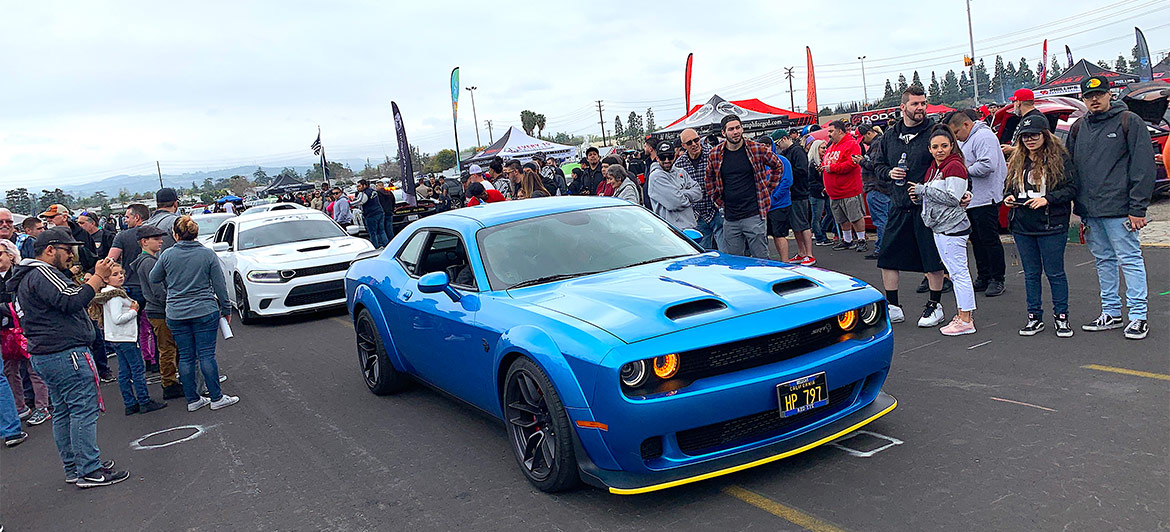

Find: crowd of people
0;187;236;490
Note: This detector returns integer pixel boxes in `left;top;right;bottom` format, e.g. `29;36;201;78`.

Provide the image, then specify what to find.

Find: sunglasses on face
682;138;700;146
0;220;13;226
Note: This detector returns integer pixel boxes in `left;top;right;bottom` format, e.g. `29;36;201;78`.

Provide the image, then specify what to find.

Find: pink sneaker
940;316;976;336
801;256;817;266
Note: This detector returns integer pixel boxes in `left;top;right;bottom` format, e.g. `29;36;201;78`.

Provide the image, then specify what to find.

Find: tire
502;357;580;493
354;309;407;395
234;277;258;325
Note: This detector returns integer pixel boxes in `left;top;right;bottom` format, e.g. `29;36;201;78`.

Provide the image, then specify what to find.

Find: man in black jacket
7;228;130;488
856;124;889;260
773;129;814;265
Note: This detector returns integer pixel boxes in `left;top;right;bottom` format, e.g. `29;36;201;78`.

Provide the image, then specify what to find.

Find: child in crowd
90;264;167;415
908;127;977;336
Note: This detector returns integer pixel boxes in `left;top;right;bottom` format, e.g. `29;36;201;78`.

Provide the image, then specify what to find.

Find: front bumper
578;391;897;494
243;272;347;316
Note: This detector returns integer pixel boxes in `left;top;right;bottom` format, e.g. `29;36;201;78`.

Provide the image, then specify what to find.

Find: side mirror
417;271;461;302
682;229;703;242
212;242;230;253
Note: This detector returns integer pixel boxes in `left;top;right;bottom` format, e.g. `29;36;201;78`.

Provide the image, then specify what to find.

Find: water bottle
893;153;908;187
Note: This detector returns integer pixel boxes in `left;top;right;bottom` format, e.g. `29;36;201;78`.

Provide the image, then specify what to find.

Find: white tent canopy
465;126;578;166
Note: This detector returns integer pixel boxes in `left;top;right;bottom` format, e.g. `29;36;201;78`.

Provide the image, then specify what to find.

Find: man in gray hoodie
1068;76;1155;340
648;140;702;231
948;110;1008;297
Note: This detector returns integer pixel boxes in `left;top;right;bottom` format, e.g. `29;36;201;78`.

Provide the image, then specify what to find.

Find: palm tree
535;114;546;139
520;110;537;135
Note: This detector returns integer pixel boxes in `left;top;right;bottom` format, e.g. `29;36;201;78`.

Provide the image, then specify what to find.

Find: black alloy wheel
234;277;258;325
503;357;579;492
355;309;406;395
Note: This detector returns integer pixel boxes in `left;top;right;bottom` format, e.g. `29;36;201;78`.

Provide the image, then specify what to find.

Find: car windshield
477;205;700;290
193;215;234;238
238;216;345;250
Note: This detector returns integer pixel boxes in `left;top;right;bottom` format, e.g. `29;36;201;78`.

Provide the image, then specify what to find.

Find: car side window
214;224;228;243
397;230;430;275
418;232;477;291
223;223;235;249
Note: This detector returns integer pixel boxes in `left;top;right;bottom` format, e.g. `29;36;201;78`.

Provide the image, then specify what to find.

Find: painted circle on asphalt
130;425;207;450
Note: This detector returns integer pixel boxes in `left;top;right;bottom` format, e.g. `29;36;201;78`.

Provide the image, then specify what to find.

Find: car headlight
860;302;881;325
246;270;284;283
652;354;679;379
620;361;646;387
837;309;858;331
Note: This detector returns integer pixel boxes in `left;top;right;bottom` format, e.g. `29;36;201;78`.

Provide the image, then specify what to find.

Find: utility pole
485;120;494;143
966;0;979;104
857;56;869;109
465;86;481;146
156;161;163;188
784;67;796;110
596;100;607;146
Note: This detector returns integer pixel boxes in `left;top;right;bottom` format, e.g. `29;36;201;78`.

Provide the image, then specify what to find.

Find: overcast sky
2;0;1167;191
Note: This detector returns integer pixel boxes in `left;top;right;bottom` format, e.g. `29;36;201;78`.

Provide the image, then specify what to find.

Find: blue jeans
111;341;151;407
383;213;396;244
866;190;891;253
696;210;724;251
1083;217;1148;320
365;211;388;248
29;347;103;478
0;358;21;438
1013;232;1069;315
168;312;224;404
810;196;832;242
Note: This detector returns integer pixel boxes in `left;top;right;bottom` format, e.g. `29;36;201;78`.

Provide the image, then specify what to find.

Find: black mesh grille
674;382;857;456
640;437;663;460
284;280;345;307
674;319;842;381
289;262;350;279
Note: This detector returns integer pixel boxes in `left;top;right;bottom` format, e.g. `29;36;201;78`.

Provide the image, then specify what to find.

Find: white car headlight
246;270;284;283
860;301;882;326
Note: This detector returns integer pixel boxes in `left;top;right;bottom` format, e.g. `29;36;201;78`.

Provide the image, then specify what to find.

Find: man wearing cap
40;205;97;273
648;140;702;231
773;129;815;265
675;128;722;251
6;228;131;488
575;147;604;197
143;189;181;251
947;109;1009;297
705;114;785;259
1068;75;1155;340
353;179;387;248
854;124;887;260
1001;89;1045;156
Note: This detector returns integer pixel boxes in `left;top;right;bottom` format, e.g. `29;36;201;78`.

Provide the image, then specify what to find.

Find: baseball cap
468;164;484;174
136;224;167;240
32;227;81;253
1017;114;1051;136
1080;75;1110;96
1009;88;1034;102
656;141;675;158
39;204;70;218
770;129;790;141
156;187;178;204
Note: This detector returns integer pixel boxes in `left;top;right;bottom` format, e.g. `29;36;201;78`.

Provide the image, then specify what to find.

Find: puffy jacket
648;162;701;230
1068;101;1156;218
6;259;96;355
915;153;971;234
95;286;138;343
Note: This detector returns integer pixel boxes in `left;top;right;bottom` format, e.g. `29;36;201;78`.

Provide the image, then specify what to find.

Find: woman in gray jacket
150;216;238;412
606;165;642;205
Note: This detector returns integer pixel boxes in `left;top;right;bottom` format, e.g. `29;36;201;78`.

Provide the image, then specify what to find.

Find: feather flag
1039;40;1048;84
806;47;818;117
450;67;462;171
685;53;693;113
1065;45;1073;69
1135;27;1153;82
392;102;416;206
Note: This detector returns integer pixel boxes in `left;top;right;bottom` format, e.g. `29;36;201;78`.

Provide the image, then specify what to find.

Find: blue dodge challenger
345;197;896;494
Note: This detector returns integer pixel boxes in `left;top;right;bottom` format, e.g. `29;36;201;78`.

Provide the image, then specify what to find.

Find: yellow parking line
331;316;353;328
722;485;846;532
1082;364;1170;382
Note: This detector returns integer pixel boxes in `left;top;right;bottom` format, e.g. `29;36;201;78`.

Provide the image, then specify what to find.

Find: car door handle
401;290;413;301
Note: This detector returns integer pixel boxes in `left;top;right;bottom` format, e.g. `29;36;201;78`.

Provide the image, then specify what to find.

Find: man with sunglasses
1068;75;1155;340
0;208;15;244
648;140;701;231
330;188;354;225
675;128;722;250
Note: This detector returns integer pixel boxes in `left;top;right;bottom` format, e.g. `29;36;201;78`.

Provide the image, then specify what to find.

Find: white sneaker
210;394;239;410
187;396;211;412
918;301;945;327
888;304;905;323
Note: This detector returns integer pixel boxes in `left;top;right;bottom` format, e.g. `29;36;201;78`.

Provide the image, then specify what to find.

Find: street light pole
858;56;869;109
966;0;979;104
465;86;481;146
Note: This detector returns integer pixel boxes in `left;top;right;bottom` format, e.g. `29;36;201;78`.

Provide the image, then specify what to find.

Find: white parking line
829;430;904;457
967;340;993;350
900;340;941;354
990;397;1057;412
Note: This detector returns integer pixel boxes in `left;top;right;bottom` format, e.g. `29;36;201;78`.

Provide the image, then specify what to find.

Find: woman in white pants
907;127;976;336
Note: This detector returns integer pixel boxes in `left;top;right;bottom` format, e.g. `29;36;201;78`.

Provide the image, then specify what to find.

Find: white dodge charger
210;209;374;323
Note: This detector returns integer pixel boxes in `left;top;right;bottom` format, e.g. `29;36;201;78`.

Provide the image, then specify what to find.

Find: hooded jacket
916;153;972;235
959;121;1007;208
6;259;96;355
874;118;938;211
92;286;138;342
781;143;810;200
613;176;642;205
859;135;891;195
1067;100;1156;218
648;161;701;230
821;135;863;200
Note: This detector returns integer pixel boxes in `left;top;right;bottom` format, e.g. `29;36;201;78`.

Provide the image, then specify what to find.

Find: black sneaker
972;277;989;292
984;280;1005;297
815;239;833;247
76;468;130;488
832;240;851;251
1054;314;1074;338
916;277;930;293
99;371;116;384
66;460;114;484
1124;319;1148;340
1019;314;1045;336
864;252;879;260
4;431;28;448
1082;313;1123;332
854;240;869;253
124;404;140;416
162;384;185;400
140;400;169;414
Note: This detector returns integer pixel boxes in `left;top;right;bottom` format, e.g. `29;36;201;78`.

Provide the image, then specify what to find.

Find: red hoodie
821;136;863;200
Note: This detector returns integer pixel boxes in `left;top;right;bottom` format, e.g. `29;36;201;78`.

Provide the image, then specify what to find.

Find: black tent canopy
1034;59;1139;97
261;173;314;196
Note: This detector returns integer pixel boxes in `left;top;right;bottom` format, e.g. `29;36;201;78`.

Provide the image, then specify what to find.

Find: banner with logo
451;67;462;171
806;47;818;118
392;101;417;206
1039;40;1048;84
685;53;694;113
1065;45;1073;69
1135;27;1153;82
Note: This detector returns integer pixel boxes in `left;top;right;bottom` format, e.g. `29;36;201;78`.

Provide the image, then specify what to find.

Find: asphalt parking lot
2;244;1166;532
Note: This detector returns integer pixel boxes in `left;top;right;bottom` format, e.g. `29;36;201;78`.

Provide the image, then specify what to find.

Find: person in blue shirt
761;136;795;261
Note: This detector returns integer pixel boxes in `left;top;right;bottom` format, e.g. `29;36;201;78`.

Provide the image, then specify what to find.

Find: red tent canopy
663;95;815;130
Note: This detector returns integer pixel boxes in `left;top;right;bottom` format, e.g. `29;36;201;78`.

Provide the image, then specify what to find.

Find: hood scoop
773;278;817;297
665;298;727;321
297;244;331;253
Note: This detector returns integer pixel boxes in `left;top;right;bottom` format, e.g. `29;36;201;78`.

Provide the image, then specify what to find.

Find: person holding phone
1004;115;1078;337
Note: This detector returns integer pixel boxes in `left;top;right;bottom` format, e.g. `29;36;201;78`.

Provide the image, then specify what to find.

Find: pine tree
990;55;1006;101
1017;57;1036;87
896;74;909;93
959;71;972;99
911;70;923;89
614;115;624;141
1050;57;1062;78
1004;61;1018;96
928;71;942;104
1115;55;1129;73
1096;60;1112;70
645;108;656;133
975;59;991;102
941;70;961;104
881;79;895;107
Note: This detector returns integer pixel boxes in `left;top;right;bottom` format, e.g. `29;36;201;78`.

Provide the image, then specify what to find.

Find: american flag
310;131;323;156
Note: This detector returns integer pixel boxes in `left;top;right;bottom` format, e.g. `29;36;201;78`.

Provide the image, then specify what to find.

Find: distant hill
55;159;371;197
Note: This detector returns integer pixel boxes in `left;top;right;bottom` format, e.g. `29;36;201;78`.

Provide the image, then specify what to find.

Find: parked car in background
193;213;236;247
243;202;310;214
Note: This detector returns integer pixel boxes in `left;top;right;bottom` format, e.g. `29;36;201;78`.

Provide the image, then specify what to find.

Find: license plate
407;215;419;221
776;372;828;418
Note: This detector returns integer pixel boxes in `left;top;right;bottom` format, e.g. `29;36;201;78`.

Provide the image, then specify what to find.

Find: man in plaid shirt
674;128;722;251
705;115;784;258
